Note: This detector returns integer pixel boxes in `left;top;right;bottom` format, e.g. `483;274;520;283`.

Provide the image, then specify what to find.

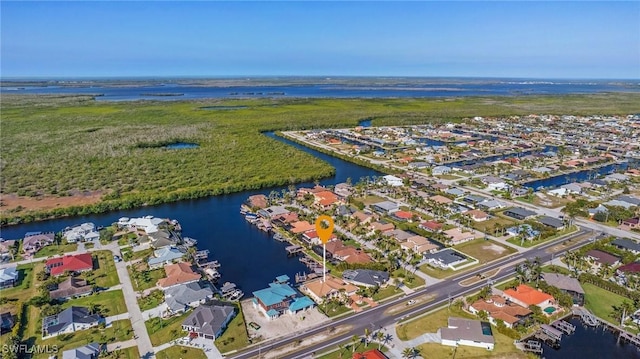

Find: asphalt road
231;227;593;359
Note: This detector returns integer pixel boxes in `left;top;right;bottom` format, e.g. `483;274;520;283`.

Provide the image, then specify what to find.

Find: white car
407;299;416;305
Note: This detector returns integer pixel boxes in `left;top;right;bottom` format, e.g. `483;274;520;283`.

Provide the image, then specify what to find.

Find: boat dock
551;320;576;335
285;245;304;255
571;306;640;350
295;272;320;283
572;307;600;327
516;340;543;354
619;332;640;347
220;282;244;301
195;249;210;260
200;260;221;269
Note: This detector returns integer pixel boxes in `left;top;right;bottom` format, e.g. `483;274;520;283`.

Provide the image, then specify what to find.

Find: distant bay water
2;78;639;101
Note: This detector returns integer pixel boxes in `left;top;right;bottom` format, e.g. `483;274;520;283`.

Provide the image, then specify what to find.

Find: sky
1;1;639;79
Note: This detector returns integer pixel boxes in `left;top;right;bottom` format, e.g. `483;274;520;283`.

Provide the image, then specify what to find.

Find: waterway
4;79;639;101
541;317;640;359
0;132;380;294
522;161;638;190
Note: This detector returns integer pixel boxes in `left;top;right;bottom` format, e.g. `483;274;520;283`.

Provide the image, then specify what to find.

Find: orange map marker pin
315;215;334;244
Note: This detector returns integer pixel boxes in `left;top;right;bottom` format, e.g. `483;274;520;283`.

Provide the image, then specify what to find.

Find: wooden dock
520;340;543;354
285;245;304;255
195;249;210;260
551;320;576;335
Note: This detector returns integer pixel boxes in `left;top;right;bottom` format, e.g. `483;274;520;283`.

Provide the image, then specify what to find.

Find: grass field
215;305;249;353
392;269;426;289
105;346;140;359
582;282;627;323
507;225;578;248
61;289;128;316
36;319;133;357
83;250;120;288
156;346;207;359
318;341;385;359
146;312;191;346
130;264;166;292
3;93;639;225
34;243;78;258
454;239;516;264
372;285;403;301
470;217;517;234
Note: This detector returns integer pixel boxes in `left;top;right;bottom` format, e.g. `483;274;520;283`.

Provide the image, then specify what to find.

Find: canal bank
0;132;381;294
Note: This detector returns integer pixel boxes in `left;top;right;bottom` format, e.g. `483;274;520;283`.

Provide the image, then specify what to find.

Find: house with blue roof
148;247;185;269
252;276;315;319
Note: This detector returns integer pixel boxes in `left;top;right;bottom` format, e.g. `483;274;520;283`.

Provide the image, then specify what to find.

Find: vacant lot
156;346;207;359
470;216;517;234
83;250;120;288
583;283;627;323
455;239;516;264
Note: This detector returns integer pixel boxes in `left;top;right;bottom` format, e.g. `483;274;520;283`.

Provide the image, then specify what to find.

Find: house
585;249;620;267
560;183;583;195
617;262;640;276
301;275;358;304
181;301;236;339
446;188;466;197
400;235;439;254
503;284;554;309
334;183;353;199
247;194;268;209
461;195;487;207
371;201;399;214
46;253;94;276
440;317;495;350
313;190;341;209
118;215;166;234
611;238;640;254
342;269;390;288
506;224;540;240
50;277;93;301
352;211;374;225
419;220;443;233
541;273;585;305
424;249;467;270
352;349;388;359
392;210;413;222
547;188;569;197
481;176;509;191
1;312;15;333
370;221;395;233
464;209;489;222
477;200;506;211
148;247;185;269
0;266;19;289
324;241;373;264
537;216;565;230
22;231;55;255
252;278;315;319
469;295;532;328
382;175;404;187
289;221;316;234
63;223;99;243
157;262;201;289
61;343;101;359
257;205;290;219
443;228;476;245
0;239;17;260
588;204;609;217
503;207;537;220
616;195;640;207
432;165;452;176
621;217;640;229
385;229;413;242
42;306;101;337
430;195;453;205
164;281;215;313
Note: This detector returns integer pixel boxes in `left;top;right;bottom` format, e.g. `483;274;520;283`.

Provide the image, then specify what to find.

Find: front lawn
215;304;249;353
61;289;127;316
105;346;140;359
392;269;425;289
318;341;385;359
318;301;353;318
507;225;578;248
146;312;190;346
34;243;78;258
36;320;133;357
156;345;207;359
469;217;517;234
129;263;165;292
418;264;455;279
139;289;165;311
372;286;403;302
582;282;627;323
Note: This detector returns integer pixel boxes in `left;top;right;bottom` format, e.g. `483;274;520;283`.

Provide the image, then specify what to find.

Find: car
407;299;416;305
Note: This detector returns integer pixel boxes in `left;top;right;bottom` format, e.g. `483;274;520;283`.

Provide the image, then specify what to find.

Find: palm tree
376;331;384;350
351;335;360;353
401;348;413;359
383;333;393;348
364;328;370;345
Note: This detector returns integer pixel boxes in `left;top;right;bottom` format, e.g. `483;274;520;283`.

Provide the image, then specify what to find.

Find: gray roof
537;216;564;228
62;343;100;359
612;238;640;253
616;195;640;206
441;317;494;344
342;269;390;287
504;207;537;219
182;301;236;337
165;281;214;312
425;248;467;265
446;188;466;196
45;306;100;335
372;201;399;211
541;273;584;294
386;229;413;241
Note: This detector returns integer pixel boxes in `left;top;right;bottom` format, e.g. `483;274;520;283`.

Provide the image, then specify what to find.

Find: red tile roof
352;349;388;359
46;253;94;276
503;284;554;306
393;211;413;219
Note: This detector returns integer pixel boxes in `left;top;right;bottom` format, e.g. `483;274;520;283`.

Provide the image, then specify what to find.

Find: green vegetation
392;269;425;288
146;312;191;346
507;225;578;248
156;346;207;359
454;239;516;264
130;264;166;291
105;346;140;359
83;250;120;288
33;243;78;258
139;289;164;311
372;285;403;301
318;341;386;359
215;305;249;353
3;93;639;224
582;282;627;322
36;320;133;357
61;289;127;316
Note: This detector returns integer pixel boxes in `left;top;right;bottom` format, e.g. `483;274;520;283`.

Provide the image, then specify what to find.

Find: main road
230;227;592;359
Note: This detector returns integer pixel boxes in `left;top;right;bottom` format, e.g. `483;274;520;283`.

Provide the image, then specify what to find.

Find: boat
273;233;286;242
240;204;251;215
227;289;244;301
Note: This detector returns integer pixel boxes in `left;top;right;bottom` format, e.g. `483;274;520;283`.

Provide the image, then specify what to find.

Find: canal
522;160;638;190
1;132;381;293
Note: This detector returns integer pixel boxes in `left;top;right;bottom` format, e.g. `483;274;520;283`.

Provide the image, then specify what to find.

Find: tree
477;310;489;321
351;335;360;353
401;348;414;359
376;331;384;350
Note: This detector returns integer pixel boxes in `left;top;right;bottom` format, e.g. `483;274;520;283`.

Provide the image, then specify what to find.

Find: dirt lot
240;299;329;341
0;191;103;213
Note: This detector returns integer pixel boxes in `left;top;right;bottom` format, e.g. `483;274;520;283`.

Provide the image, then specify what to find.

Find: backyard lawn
82;250;120;288
156;346;207;359
455;239;516;264
61;289;128;316
34;243;78;258
146;312;191;346
582;283;627;323
215;305;249;354
129;264;166;291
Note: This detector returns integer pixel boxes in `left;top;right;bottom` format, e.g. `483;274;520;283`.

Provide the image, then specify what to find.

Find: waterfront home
440;317;495;350
443;228;476;245
400;235;439;254
60;343;100;359
342;269;390;288
503;207;537;221
324;240;373;264
300;275;358;304
148;230;178;249
446;188;466;197
118;215;166;234
615;195;640;207
502;284;554;309
468;295;532;328
541;273;585;305
157;262;201;290
0;239;17;260
46;253;94;277
164;281;214;314
252;276;315;318
182;301;236;339
424;249;467;270
585;249;620;268
313;190;341;209
63;223;99;243
42;306;101;338
352;348;388;359
481;176;509;191
432;165;452;176
611;238;640;254
419;220;443;233
247;194;268;209
560;183;583;195
22;231;55;256
371;201;399;214
257;205;290;219
289;221;316;234
50;277;93;301
383;175;404;187
0;266;19;289
302;230;337;246
537;216;565;230
464;209;489;222
334;183;353;199
148;247;185;269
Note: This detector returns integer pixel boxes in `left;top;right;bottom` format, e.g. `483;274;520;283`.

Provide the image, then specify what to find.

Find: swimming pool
544;307;557;314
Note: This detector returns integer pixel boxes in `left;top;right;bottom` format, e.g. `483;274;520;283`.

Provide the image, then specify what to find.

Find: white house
118;216;165;234
382;175;404;187
441;317;495;350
